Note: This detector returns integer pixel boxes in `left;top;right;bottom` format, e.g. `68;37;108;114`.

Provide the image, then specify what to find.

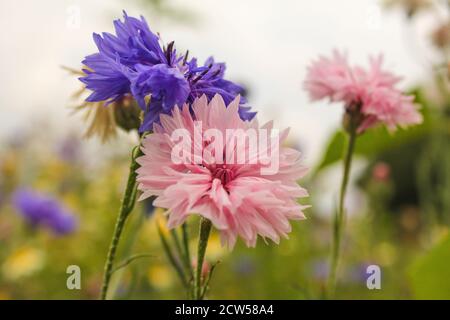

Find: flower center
211;165;235;186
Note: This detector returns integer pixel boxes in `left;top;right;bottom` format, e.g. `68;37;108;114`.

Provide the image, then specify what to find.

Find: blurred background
0;0;449;299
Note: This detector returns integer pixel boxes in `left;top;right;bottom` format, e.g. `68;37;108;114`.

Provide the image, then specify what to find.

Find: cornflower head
79;11;255;133
136;94;309;248
13;189;78;236
304;50;422;133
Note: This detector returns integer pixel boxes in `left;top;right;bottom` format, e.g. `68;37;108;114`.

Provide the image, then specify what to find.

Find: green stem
182;223;194;278
157;224;188;289
100;146;141;300
111;253;154;275
194;218;212;300
111;208;146;299
170;228;184;266
327;127;357;298
200;260;220;299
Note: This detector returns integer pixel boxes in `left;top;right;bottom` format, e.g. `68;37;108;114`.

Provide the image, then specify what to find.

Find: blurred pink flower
136;94;309;248
372;162;391;182
304;50;422;132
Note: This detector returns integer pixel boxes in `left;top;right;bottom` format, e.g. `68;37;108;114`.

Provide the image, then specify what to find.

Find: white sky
0;0;441;165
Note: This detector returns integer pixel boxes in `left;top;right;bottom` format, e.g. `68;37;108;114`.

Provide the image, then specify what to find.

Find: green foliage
409;234;450;299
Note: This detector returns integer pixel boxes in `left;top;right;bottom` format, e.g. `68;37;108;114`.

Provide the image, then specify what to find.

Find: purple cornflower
80;12;167;104
12;189;78;236
79;11;255;132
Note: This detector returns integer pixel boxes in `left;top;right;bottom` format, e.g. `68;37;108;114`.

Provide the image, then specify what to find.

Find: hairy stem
100;146;141;300
194;218;212;300
327;127;357;298
182;223;194;278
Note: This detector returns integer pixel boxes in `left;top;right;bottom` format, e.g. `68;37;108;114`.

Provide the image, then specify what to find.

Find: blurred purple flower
80;11;255;132
57;134;81;164
233;255;256;276
346;262;375;284
310;259;329;281
12;189;78;236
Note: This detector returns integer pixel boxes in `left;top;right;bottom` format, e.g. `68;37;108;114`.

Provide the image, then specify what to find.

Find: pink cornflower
304;50;422;132
136;94;309;248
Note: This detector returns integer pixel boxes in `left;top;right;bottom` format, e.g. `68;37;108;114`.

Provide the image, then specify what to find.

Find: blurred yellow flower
155;209;170;237
147;265;174;290
431;226;449;245
206;233;226;261
2;246;45;280
374;242;397;267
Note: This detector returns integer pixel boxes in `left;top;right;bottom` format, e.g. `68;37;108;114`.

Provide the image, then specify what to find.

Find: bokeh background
0;0;449;299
